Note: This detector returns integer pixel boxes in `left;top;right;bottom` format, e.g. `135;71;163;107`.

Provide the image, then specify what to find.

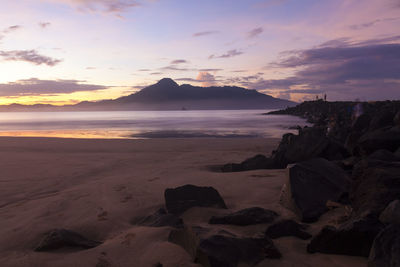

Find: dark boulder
164;184;227;215
169;226;281;267
271;127;349;168
221;154;276;172
132;208;183;228
369;109;395;131
35;229;102;251
357;126;400;155
368;149;399;162
209;207;278;226
307;213;384;257
394;110;400;126
281;158;350;222
368;224;400;267
351;159;400;217
265;220;312;240
379;200;400;225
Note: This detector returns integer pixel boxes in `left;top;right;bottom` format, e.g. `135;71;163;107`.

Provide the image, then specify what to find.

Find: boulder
35;229;102;251
265;220;312;240
351;160;400;216
379;200;400;225
169;226;281;267
209;207;278;226
394;110;400;126
280;158;350;222
132;208;183;228
357;126;400;155
221;155;276;172
271;127;349;168
307;213;384;257
368;224;400;267
368;149;399;162
369;109;395;131
164;185;227;215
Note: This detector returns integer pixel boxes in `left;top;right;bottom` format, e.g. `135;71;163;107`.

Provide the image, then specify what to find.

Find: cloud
137;68;150;71
160;65;195;71
46;0;140;15
170;59;188;64
349;17;400;30
209;49;244;59
193;31;219;37
0;78;108;96
259;38;400;100
0;25;22;40
253;0;287;9
39;22;51;28
196;71;216;86
0;50;62;66
198;68;223;72
247;27;263;38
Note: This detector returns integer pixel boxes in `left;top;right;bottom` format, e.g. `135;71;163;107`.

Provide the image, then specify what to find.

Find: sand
0;137;367;267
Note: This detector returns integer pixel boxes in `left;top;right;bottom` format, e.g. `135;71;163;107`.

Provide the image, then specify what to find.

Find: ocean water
0;110;309;139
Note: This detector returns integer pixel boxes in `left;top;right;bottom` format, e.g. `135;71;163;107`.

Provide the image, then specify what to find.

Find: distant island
0;78;296;111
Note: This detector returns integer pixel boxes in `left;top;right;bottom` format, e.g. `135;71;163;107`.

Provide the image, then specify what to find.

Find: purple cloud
209;49;244;59
39;22;51;28
247;27;263;38
170;59;188;64
0;50;62;66
193;31;219;37
0;78;108;96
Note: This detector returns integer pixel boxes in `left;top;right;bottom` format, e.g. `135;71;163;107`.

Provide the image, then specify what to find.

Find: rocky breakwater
222;100;400;265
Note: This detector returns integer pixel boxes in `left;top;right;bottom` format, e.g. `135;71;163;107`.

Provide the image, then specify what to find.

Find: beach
0;137;366;267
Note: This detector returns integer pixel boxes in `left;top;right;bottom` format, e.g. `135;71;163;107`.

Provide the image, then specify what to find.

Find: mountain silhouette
77;78;296;110
0;78;296;111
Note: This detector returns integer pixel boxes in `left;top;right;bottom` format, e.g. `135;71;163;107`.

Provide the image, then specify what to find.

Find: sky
0;0;399;105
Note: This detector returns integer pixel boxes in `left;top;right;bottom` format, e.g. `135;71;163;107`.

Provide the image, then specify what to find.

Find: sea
0;110;309;139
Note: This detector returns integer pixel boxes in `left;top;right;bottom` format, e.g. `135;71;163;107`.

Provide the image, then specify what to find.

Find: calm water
0;110;309;139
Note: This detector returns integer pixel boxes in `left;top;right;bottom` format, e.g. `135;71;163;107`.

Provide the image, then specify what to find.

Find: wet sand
0;137;366;267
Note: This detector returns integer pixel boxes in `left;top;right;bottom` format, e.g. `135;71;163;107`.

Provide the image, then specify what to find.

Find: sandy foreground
0;137;366;267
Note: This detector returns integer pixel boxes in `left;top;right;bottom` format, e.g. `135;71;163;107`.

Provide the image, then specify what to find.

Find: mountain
76;78;296;110
0;78;296;111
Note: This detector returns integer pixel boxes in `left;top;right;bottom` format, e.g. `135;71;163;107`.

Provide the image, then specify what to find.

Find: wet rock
368;149;399;162
351;159;400;217
271;127;349;168
164;184;227;215
357;126;400;155
35;229;102;251
369;109;395;131
133;208;183;228
221;154;276;172
209;207;278;226
265;220;312;240
379;200;400;225
169;226;281;267
281;158;350;222
368;224;400;267
307;213;384;257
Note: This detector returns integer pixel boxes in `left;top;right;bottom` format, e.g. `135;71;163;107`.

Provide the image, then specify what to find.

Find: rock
369;109;395;131
271;127;349;168
209;207;278;226
164;185;227;215
281;158;350;222
357;126;400;155
35;229;102;251
368;224;400;267
265;220;312;240
169;226;281;267
379;200;400;225
368;149;399;162
395;147;400;158
351;159;400;216
394;110;400;126
307;213;384;257
221;155;276;172
132;208;183;228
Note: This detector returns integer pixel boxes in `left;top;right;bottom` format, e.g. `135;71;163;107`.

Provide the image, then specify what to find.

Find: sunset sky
1;0;400;105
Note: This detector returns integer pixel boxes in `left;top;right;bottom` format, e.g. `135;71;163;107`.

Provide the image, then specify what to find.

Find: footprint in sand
96;255;111;267
97;210;108;221
121;233;136;246
147;177;160;182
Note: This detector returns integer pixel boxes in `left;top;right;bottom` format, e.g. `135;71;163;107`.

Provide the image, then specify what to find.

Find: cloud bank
0;50;62;66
